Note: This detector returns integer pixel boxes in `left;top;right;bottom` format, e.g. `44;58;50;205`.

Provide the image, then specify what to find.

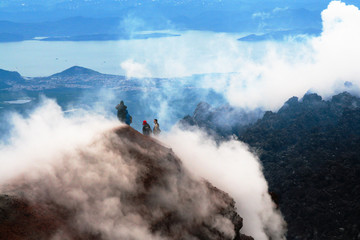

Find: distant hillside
0;5;323;42
50;66;102;78
0;66;199;92
238;28;321;42
0;69;25;89
181;92;360;240
0;69;24;82
0;17;121;42
0;66;131;90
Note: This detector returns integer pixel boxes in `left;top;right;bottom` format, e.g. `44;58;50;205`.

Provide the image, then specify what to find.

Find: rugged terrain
182;92;360;239
0;126;252;240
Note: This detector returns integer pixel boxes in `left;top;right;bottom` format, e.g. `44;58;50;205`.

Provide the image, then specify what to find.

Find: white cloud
161;127;286;240
205;1;360;109
120;59;152;78
117;1;360;110
1;98;283;239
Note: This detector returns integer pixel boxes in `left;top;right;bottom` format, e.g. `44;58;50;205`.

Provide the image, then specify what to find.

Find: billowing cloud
161;127;286;240
117;1;360;110
0;98;282;239
120;59;152;78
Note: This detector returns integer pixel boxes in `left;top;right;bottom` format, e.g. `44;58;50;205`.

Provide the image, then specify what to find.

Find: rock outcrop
180;102;263;138
181;92;360;240
0;126;252;240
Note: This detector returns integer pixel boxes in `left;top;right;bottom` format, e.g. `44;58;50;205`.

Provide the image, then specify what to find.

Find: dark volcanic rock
180;102;264;138
240;93;360;239
183;92;360;240
0;126;252;240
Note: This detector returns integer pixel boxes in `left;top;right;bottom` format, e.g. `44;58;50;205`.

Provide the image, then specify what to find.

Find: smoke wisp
161;127;286;240
0;99;258;240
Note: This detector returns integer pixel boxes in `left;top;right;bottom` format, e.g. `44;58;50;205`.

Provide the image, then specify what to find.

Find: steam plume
161;127;286;240
0;99;254;240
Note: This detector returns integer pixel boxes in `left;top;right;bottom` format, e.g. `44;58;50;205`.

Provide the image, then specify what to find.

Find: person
125;112;132;125
153;119;161;136
142;120;152;136
115;100;132;125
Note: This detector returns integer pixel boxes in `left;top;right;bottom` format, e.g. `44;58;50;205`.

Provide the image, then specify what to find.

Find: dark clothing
142;123;152;136
116;103;127;122
153;122;161;135
116;101;131;125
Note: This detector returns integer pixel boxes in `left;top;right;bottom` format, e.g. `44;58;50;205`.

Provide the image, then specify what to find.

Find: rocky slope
181;102;263;139
182;92;360;240
0;126;252;240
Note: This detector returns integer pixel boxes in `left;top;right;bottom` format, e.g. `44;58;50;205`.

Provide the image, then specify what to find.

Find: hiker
153;119;161;136
125;112;132;125
142;120;152;136
115;100;132;125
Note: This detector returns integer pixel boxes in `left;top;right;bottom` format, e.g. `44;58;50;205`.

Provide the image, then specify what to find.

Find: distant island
0;66;131;90
0;66;183;91
238;28;321;42
0;17;181;43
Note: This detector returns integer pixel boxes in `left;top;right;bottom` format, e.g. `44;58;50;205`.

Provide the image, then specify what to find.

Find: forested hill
181;92;360;239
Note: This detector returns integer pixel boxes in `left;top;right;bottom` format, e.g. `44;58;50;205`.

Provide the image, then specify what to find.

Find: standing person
153;119;161;136
142;120;152;136
115;100;132;125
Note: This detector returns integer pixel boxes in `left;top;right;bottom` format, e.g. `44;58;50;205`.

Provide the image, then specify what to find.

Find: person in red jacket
142;120;152;136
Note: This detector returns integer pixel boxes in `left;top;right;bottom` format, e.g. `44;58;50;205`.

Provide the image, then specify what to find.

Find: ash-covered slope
0;126;252;240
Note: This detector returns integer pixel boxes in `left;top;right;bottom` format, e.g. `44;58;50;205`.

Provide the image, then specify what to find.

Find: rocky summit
0;126;252;240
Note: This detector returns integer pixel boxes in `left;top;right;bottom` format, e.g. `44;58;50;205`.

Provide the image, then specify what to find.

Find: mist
0;98;285;239
4;1;359;112
161;127;286;240
117;1;360;111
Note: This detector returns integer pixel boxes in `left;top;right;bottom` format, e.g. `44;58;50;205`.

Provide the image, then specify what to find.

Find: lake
0;31;261;78
0;30;298;138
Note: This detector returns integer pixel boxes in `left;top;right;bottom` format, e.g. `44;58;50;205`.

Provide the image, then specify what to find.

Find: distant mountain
238;28;321;42
0;66;175;91
0;4;324;42
0;69;25;89
50;66;102;78
182;92;360;239
0;33;25;42
0;69;24;82
0;17;122;42
39;33;180;42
